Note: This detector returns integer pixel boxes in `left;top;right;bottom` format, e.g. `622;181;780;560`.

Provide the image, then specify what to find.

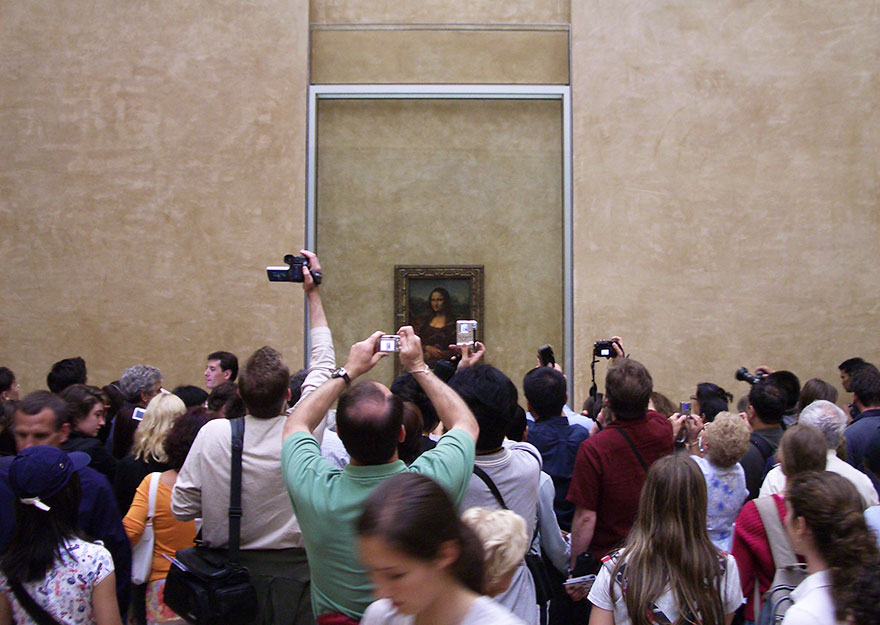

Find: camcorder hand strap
228;417;245;566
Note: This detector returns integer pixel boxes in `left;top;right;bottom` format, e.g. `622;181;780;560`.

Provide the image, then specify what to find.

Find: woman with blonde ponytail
782;471;879;624
588;453;743;625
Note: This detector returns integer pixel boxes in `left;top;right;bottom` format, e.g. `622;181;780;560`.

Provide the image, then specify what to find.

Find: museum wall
2;0;877;408
315;99;564;391
0;2;310;390
570;1;880;405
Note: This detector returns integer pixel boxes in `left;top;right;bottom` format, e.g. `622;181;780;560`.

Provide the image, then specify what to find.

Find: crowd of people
0;250;879;625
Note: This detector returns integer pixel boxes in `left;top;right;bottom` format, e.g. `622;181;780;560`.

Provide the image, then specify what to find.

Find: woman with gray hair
758;400;878;507
111;364;163;459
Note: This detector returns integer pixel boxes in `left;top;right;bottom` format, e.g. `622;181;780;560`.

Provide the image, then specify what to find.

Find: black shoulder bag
164;417;259;625
472;465;555;605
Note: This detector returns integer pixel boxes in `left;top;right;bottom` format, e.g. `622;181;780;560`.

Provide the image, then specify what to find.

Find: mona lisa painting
394;265;484;369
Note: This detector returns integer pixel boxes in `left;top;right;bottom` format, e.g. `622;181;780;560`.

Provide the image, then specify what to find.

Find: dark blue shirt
0;456;132;614
526;415;589;531
845;408;880;493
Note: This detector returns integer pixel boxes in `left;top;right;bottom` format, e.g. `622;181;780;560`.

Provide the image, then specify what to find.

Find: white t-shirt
0;538;114;625
781;570;842;625
587;550;743;625
361;596;526;625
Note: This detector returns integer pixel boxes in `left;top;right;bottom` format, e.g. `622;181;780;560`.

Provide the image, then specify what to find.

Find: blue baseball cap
8;446;90;511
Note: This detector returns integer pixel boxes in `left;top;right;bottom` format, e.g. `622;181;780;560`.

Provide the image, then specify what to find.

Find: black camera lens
735;367;764;385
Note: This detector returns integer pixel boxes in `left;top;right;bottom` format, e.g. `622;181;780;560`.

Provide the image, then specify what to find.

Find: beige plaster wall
315;99;564;391
571;1;880;406
311;27;569;85
310;0;570;24
3;0;877;411
1;2;310;391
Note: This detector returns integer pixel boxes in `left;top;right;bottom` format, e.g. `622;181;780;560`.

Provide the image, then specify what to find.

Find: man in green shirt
281;326;479;622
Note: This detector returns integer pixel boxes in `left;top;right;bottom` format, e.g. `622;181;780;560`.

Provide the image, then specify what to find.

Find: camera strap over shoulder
613;427;649;472
228;417;245;565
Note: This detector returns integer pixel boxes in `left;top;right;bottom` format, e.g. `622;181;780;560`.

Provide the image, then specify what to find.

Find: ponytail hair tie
19;496;51;512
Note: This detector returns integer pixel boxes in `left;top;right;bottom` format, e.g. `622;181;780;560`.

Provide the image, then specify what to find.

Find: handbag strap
472;465;540;544
228;417;245;565
472;465;508;509
755;495;797;569
9;579;63;625
613;427;649;472
146;471;160;521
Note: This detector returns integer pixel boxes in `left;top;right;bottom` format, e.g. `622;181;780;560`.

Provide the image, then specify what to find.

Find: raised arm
293;250;336;442
398;326;478;441
283;331;387;440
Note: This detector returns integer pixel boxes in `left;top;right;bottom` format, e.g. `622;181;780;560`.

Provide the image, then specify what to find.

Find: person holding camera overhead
566;344;674;610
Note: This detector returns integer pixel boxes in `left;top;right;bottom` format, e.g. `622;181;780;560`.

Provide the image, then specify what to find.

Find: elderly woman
691;412;750;551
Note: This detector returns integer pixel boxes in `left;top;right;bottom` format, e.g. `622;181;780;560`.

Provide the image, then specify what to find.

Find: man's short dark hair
287;369;308;408
17;390;68;430
605;359;652;421
852;366;880;408
207;351;239;382
46;357;87;394
523;367;566;421
748;379;787;425
839;357;867;374
337;381;403;465
766;370;800;411
172;385;209;408
449;364;518;451
237;346;289;419
507;405;528;442
0;367;15;395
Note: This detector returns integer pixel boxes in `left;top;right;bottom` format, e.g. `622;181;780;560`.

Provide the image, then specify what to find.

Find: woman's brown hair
778;424;826;477
610;454;726;625
787;471;879;620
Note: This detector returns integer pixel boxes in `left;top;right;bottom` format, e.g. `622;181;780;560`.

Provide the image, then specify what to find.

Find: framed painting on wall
394;265;484;371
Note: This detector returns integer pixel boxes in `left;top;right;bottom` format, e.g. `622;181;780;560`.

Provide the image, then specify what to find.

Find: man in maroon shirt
566;358;673;600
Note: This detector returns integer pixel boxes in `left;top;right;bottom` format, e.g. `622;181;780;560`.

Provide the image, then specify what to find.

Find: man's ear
59;422;70;444
398;424;406;443
223;370;232;382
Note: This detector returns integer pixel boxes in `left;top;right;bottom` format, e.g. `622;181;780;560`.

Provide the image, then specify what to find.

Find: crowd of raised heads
0;252;878;625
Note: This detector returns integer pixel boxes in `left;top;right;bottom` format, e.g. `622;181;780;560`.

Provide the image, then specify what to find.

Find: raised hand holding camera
397;326;428;373
342;331;387;380
267;253;323;285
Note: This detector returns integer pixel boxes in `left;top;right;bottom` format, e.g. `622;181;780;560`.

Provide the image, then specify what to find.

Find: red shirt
731;494;787;621
566;411;673;558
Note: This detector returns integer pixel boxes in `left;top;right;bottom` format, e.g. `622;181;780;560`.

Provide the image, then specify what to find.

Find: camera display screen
598;347;611;357
379;335;400;352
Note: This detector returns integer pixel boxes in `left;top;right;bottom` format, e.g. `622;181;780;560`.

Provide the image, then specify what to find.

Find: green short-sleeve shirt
281;428;475;620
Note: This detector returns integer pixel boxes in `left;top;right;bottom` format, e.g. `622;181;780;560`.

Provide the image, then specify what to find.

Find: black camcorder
266;254;322;285
735;367;766;385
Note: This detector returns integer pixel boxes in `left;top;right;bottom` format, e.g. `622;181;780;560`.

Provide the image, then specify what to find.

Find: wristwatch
330;367;351;386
